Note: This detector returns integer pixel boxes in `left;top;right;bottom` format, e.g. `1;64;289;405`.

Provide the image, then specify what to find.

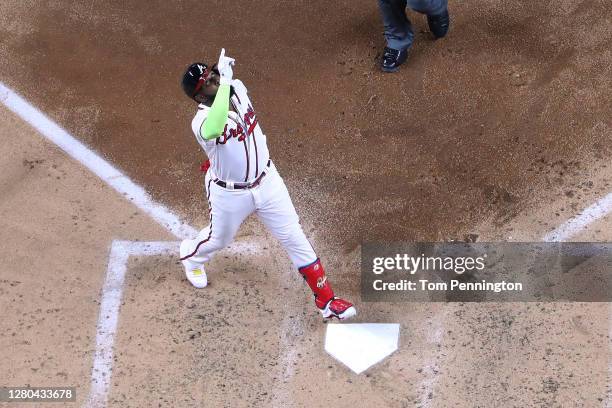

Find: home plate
324;323;400;374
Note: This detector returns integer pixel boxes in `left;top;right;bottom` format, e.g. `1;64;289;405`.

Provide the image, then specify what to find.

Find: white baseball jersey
191;79;270;183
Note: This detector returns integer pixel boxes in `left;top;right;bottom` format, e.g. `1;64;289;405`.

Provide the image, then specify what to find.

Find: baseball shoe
427;9;450;39
381;47;408;73
320;297;357;320
180;240;208;288
184;264;208;288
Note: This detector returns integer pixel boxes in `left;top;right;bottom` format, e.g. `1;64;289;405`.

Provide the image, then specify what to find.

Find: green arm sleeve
200;84;230;140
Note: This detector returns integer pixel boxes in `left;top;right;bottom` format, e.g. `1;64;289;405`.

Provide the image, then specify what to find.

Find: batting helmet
181;62;209;99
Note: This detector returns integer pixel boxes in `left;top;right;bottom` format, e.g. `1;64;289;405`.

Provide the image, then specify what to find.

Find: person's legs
253;166;356;319
378;0;413;50
407;0;450;38
406;0;447;16
378;0;412;72
180;175;254;287
252;167;317;269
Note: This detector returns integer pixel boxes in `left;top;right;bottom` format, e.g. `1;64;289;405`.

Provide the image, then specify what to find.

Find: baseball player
179;49;356;320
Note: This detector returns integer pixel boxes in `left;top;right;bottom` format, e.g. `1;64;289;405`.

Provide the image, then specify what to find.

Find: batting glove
217;48;235;85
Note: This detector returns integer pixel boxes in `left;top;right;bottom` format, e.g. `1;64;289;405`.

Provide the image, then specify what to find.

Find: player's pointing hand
217;48;235;85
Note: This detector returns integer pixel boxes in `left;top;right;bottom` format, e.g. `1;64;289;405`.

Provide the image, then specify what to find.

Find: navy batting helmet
181;62;209;99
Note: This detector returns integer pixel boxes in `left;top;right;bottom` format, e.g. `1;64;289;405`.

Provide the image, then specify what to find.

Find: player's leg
377;0;412;72
180;176;254;287
407;0;449;38
253;166;356;320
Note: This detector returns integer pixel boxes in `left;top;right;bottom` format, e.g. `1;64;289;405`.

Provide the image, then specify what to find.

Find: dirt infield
0;105;171;405
2;0;610;248
1;0;611;407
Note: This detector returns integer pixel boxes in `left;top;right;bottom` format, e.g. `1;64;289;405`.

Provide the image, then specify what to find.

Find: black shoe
381;47;408;73
427;9;450;39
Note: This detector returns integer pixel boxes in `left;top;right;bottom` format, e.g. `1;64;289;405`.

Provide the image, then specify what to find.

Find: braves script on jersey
191;79;270;183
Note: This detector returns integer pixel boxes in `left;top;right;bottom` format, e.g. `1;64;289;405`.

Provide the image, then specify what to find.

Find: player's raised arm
201;84;230;140
201;49;235;140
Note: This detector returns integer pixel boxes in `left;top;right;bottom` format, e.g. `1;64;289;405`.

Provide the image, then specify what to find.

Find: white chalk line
85;238;265;407
543;192;612;242
0;81;196;240
0;82;193;406
419;189;612;408
271;281;304;408
418;310;447;408
0;81;272;406
84;240;264;408
540;191;612;407
84;241;177;408
271;329;300;408
542;190;612;406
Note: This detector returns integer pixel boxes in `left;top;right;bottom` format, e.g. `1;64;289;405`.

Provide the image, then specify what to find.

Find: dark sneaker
381;47;408;73
427;9;450;39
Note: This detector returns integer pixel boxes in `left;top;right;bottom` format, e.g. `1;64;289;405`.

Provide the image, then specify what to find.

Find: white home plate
324;323;400;374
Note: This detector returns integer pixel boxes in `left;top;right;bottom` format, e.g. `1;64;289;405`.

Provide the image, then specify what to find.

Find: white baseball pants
180;163;317;269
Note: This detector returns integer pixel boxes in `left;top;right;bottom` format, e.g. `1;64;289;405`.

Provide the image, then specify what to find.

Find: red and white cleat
320;297;357;320
298;259;357;321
